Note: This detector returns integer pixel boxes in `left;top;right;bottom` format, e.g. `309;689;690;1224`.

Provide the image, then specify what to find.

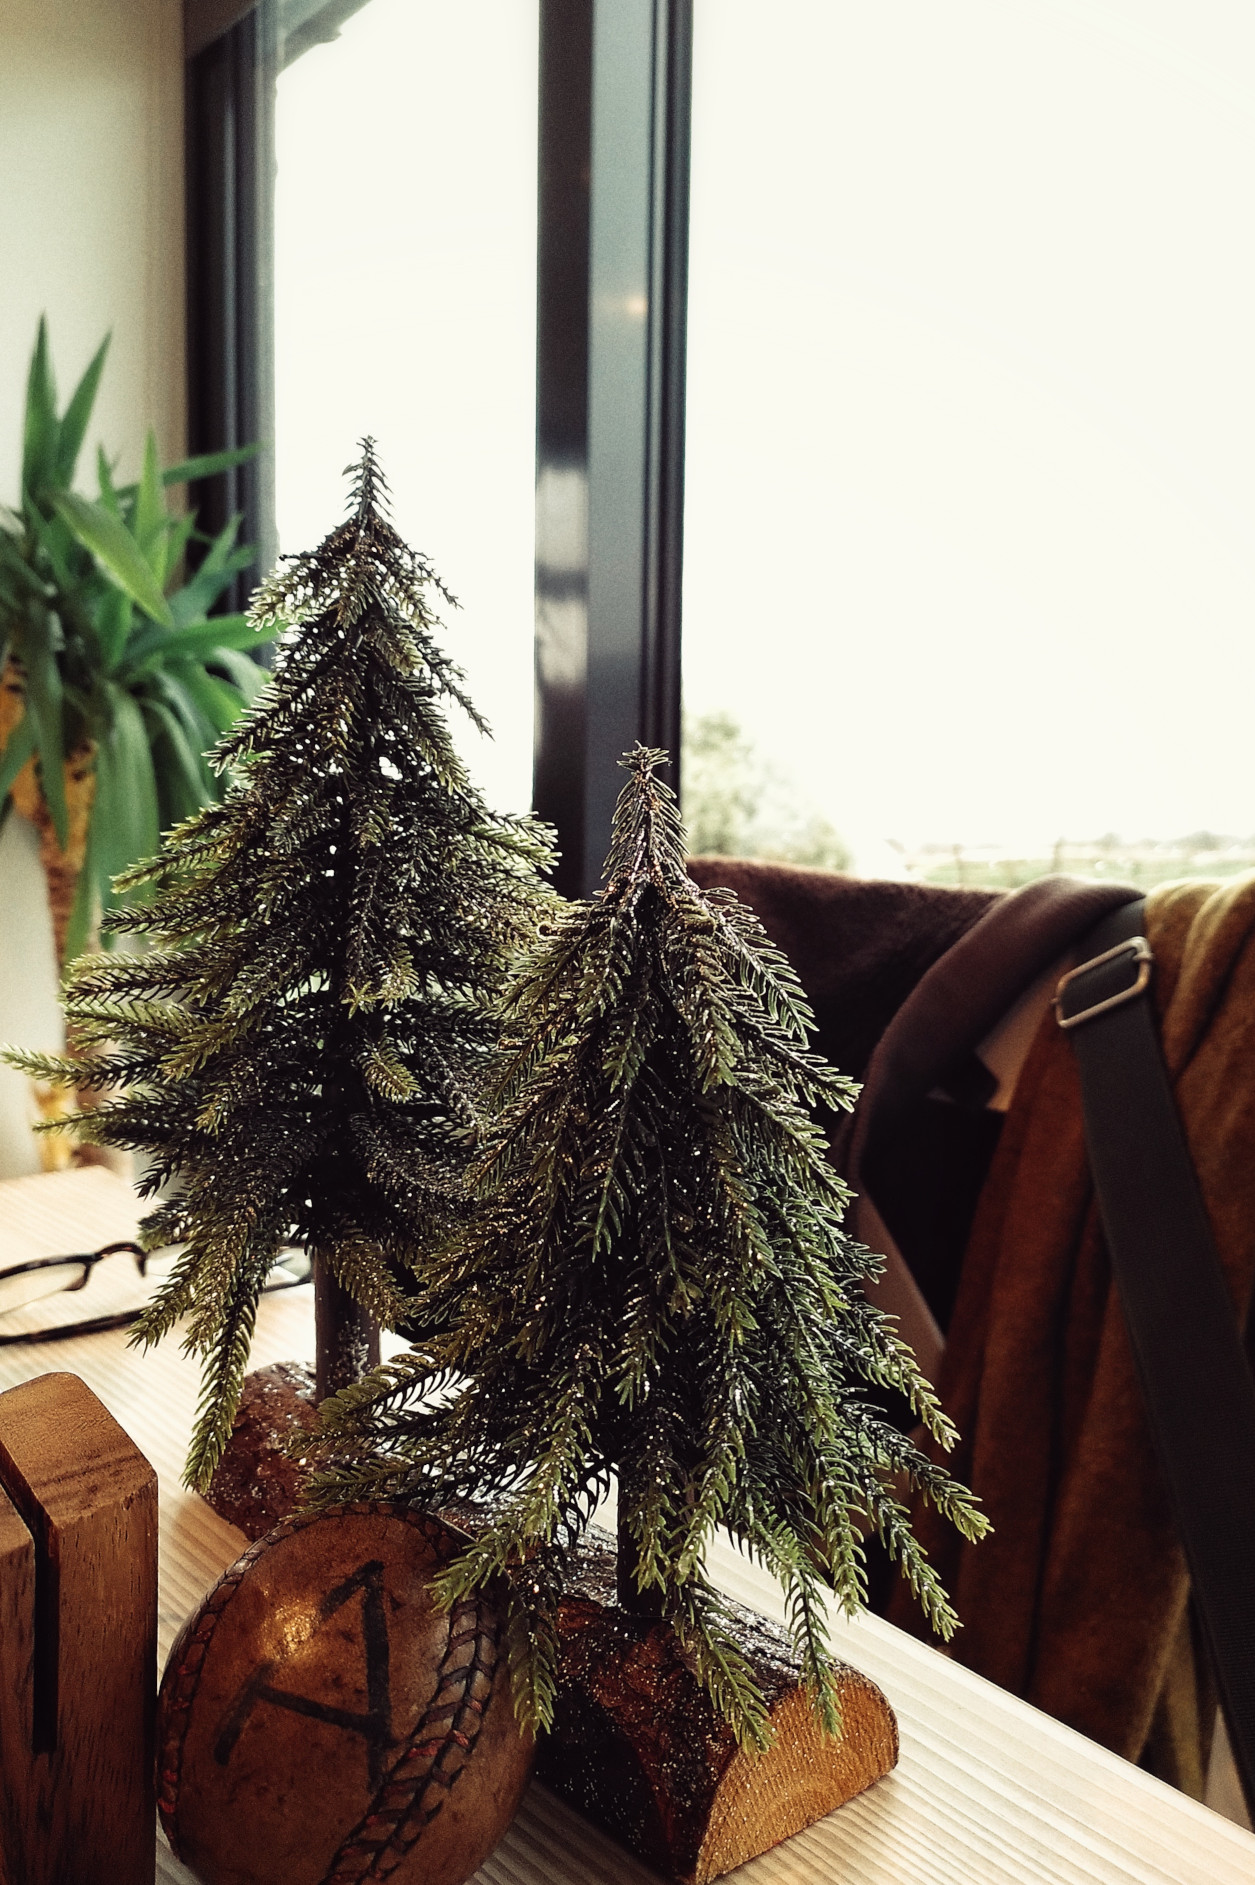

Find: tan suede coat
888;875;1255;1792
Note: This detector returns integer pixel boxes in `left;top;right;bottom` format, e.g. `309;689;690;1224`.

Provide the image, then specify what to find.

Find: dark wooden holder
0;1372;158;1885
208;1366;898;1883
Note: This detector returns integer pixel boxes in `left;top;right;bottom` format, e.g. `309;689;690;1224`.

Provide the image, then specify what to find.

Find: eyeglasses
0;1241;312;1347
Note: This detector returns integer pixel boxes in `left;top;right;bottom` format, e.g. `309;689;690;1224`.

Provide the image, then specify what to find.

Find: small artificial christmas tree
9;444;554;1488
310;746;987;1749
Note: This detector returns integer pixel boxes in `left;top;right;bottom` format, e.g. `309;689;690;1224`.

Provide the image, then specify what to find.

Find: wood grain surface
2;1169;1254;1885
0;1368;157;1885
158;1506;533;1885
0;1476;34;1885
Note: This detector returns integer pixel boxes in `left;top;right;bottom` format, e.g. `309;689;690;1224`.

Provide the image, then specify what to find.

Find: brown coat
888;874;1255;1790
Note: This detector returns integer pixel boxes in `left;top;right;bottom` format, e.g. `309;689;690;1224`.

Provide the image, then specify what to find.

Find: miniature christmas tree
310;746;987;1749
9;444;554;1487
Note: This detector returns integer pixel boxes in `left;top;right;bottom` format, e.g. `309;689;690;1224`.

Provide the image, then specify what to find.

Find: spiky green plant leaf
0;714;34;801
21;625;68;848
53;492;174;628
160;444;259;489
55;334;111;488
93;683;160;890
21;318;59;502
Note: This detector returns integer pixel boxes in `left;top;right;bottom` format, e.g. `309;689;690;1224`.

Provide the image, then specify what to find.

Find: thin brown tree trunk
314;1255;380;1401
616;1459;666;1616
31;743;96;969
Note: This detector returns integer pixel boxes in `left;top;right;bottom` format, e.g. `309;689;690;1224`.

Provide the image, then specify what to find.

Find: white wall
0;0;186;1176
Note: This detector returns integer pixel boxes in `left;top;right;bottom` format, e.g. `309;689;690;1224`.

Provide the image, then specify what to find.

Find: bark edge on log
537;1528;898;1884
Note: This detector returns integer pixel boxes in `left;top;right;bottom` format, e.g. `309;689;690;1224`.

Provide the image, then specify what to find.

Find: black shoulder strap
1057;899;1255;1816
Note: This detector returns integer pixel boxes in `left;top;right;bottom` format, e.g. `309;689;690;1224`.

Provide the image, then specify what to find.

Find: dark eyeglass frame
0;1241;312;1346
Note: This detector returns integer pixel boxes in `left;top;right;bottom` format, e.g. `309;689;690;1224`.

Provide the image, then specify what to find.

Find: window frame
184;0;693;890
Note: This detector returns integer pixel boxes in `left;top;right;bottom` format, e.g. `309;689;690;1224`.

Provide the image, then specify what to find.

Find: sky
274;0;539;815
682;0;1255;871
276;0;1255;874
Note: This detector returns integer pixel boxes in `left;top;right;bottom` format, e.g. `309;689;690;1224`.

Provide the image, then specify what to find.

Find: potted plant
0;319;269;967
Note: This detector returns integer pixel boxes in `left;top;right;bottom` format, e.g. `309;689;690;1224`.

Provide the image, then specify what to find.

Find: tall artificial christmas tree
311;746;987;1751
10;444;554;1487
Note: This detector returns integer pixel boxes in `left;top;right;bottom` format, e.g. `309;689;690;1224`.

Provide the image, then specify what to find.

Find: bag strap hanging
1057;898;1255;1817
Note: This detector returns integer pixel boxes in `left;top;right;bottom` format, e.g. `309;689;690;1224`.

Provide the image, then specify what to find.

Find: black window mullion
642;0;691;780
534;0;594;899
534;0;693;896
185;1;277;609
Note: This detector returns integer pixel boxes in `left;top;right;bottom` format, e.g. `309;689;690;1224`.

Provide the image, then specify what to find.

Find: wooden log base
534;1526;899;1884
205;1360;318;1539
203;1376;899;1883
158;1504;535;1885
0;1371;158;1885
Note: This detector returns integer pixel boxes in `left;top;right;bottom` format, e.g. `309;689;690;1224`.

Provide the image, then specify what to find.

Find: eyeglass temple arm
0;1242;147;1286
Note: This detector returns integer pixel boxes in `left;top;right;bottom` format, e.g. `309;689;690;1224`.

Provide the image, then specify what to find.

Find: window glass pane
274;0;539;813
682;2;1255;889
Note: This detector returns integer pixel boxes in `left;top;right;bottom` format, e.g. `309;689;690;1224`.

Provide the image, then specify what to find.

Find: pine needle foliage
7;444;555;1488
307;746;989;1750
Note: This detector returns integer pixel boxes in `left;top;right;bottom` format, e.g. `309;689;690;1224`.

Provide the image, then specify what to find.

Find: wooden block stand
210;1367;899;1884
0;1373;157;1885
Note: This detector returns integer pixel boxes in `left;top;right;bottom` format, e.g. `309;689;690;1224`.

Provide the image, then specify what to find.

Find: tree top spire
604;742;689;894
347;436;390;520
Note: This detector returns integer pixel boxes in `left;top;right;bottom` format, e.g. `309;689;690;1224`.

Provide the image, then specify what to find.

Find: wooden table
2;1167;1253;1885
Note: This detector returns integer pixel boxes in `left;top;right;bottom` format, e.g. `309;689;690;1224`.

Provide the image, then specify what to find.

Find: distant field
910;841;1255;893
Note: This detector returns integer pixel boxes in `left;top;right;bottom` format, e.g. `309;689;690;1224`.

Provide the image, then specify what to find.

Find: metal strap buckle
1054;935;1153;1031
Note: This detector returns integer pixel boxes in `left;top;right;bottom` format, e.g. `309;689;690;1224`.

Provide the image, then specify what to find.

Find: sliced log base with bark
205;1362;320;1539
534;1526;899;1885
205;1367;899;1884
